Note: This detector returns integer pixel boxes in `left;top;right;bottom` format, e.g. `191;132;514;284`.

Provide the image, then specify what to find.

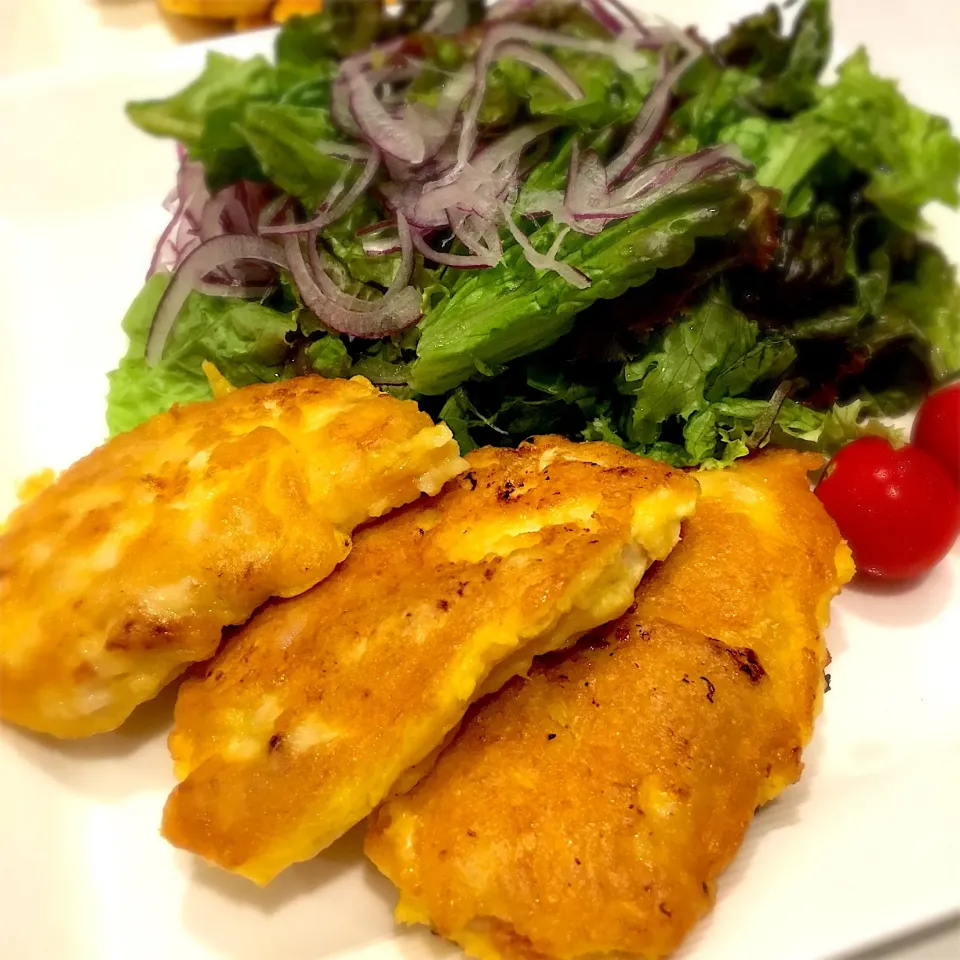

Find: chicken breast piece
632;448;855;784
365;449;854;960
0;376;465;738
161;438;699;885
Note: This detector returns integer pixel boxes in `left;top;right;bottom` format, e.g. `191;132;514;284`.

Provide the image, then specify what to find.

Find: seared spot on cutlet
719;644;766;682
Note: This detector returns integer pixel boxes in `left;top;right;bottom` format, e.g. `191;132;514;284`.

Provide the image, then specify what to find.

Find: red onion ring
362;235;402;256
281;214;421;338
456;26;594;173
342;44;428;163
449;209;503;260
606;52;694;185
495;42;584;99
412;230;498;268
585;0;625;35
501;204;589;289
261;149;382;236
312;139;372;163
146;235;288;364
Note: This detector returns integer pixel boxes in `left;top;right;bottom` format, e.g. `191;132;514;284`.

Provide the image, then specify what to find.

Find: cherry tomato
815;436;960;580
912;381;960;487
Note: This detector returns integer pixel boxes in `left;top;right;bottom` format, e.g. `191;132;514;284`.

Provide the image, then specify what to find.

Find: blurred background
1;0;325;76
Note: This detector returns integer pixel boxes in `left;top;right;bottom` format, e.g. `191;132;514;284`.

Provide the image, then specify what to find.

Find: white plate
1;4;959;959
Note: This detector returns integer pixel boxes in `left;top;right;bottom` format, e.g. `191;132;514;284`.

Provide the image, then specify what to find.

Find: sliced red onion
652;19;705;59
600;0;651;37
397;64;475;164
565;137;580;203
261;149;381;236
147;204;187;279
195;279;274;301
145;5;730;347
488;0;539;20
355;219;392;237
605;52;694;186
200;194;250;243
495;42;584;99
561;145;610;235
358;217;403;256
284;234;421;337
335;212;414;302
146;235;287;364
456;26;595;173
147;153;208;277
312;139;372;163
606;156;674;205
502;205;589;289
385;132;461;184
566;146;609;211
148;150;280;283
342;47;428;163
376;62;426;95
412;231;498;268
322;165;352;212
383;140;456;185
585;0;625;35
513;141;606;235
258;194;292;231
380;180;440;229
281;215;421;338
331;73;361;137
307;224;410;311
280;235;327;316
383;155;513;230
409;122;554;230
471;120;556;175
362;234;402;256
572;145;748;222
421;0;457;32
516;188;565;220
449;209;503;260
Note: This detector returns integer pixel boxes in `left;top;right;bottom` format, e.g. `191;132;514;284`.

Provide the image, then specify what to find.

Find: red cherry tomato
912;381;960;487
815;436;960;580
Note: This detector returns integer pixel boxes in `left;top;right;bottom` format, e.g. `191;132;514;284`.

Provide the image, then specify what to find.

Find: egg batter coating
161;438;699;884
632;448;855;787
0;376;465;738
365;449;854;960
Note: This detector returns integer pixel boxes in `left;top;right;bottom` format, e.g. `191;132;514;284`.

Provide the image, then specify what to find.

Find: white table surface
1;2;958;958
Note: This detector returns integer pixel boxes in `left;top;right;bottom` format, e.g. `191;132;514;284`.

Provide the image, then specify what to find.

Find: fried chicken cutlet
365;448;854;960
161;438;699;885
0;376;464;738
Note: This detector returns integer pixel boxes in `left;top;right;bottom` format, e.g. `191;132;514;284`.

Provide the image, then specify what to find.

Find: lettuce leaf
717;116;830;217
878;244;960;381
680;395;900;468
516;48;657;129
714;0;831;113
115;0;955;474
680;3;960;232
434;364;613;456
619;289;795;444
106;275;298;435
126;8;382;192
274;4;377;70
305;335;351;378
237;102;347;208
812;49;960;228
126;53;280;152
411;179;757;394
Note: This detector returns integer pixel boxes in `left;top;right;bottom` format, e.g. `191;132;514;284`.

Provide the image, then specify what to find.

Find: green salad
109;0;960;466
